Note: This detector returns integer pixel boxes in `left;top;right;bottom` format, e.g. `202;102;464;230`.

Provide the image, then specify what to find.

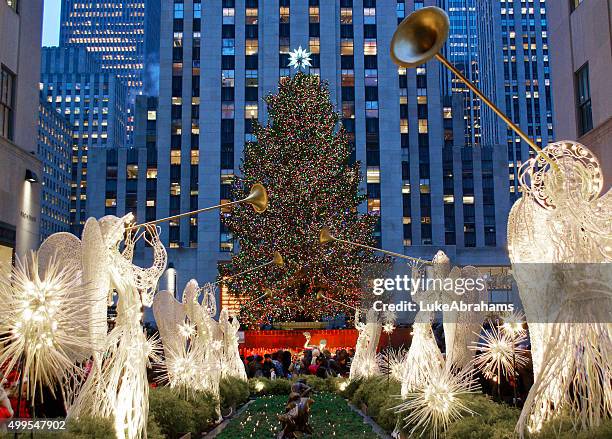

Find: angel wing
38;232;82;276
81;218;111;352
443;265;488;370
152;290;186;356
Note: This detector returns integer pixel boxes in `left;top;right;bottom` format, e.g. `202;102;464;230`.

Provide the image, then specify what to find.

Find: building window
570;0;584;12
0;66;15;140
6;0;18;13
575;63;592;135
174;2;184;19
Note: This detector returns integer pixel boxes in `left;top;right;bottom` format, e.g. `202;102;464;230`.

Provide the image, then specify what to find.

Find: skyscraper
547;0;611;184
0;0;44;264
477;0;555;198
59;0;146;91
442;0;481;147
59;0;161;143
40;47;129;235
38;98;73;241
87;0;512;303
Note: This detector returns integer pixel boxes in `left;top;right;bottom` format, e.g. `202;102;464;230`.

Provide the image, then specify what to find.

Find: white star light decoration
288;46;312;70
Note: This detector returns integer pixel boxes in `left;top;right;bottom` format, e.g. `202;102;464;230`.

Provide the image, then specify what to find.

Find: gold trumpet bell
390;6;449;68
319;227;334;244
272;251;284;266
245;183;269;213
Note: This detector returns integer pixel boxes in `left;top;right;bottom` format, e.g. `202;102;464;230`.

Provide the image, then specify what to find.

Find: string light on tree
222;73;383;327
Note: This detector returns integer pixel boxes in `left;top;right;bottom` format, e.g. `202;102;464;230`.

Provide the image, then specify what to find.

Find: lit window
147;168;157;178
246;8;258;25
444;195;454;203
280;6;289;23
170;183;181;196
191;150;199;165
105;198;116;207
368;199;381;213
245;104;258;119
222;70;235;87
341;69;354;87
463;196;474;204
126;164;138;179
340;8;352;24
171;150;181;165
223;8;235;24
309;7;319;23
364;8;376;24
147;200;155;207
309;37;320;54
174;3;184;19
364;39;377;55
147;111;156;120
418;119;428;134
245;39;258;55
341;39;354;56
367;167;380;183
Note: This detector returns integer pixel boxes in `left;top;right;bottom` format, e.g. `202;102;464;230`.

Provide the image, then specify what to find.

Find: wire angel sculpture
430;251;489;371
67;216;167;439
508;141;612;436
218;308;248;381
349;308;382;380
153;280;222;396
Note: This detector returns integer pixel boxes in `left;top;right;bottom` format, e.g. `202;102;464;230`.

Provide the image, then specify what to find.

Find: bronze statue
277;380;314;438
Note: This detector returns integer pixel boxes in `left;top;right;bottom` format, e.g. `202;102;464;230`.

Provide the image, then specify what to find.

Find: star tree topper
288;46;312;70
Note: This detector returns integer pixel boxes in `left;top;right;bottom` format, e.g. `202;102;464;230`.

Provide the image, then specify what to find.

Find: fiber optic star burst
377;348;407;381
472;325;528;379
288;46;312;70
0;252;91;399
394;367;479;439
500;310;527;337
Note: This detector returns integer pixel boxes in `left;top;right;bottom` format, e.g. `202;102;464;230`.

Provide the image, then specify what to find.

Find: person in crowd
247;355;264;378
263;354;275;378
0;373;14;430
271;351;284;378
315;356;329;378
281;351;292;378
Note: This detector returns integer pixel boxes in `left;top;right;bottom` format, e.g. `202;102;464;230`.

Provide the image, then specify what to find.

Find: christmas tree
221;73;382;328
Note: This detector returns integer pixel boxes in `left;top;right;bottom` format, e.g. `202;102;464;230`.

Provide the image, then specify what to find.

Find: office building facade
40;47;128;235
87;0;512;302
38;99;73;241
442;0;481;147
0;0;44;266
547;0;611;185
59;0;161;142
477;0;555;199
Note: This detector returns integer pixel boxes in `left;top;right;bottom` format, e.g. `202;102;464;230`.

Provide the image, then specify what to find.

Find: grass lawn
216;392;379;439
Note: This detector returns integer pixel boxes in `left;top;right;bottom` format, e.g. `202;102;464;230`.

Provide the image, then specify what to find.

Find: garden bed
216;393;379;439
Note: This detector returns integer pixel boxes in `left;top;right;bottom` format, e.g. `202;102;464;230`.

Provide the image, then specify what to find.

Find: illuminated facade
40;47;128;235
38;99;73;241
477;0;555;199
86;0;512;306
0;0;43;264
60;0;146;90
441;0;481;147
59;0;161;143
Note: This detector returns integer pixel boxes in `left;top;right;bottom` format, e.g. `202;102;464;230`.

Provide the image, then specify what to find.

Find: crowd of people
0;370;29;429
243;348;355;379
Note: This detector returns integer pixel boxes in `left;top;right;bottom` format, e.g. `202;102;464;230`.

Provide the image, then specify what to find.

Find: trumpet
126;183;268;230
320;227;430;265
390;6;556;170
217;251;284;285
